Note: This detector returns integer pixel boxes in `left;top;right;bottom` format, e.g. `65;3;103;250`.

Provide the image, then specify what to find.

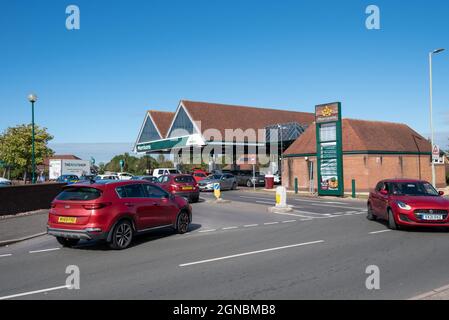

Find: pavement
0;189;449;300
0;210;48;245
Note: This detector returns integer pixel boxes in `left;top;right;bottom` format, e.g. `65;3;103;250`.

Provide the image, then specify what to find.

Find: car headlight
396;201;412;211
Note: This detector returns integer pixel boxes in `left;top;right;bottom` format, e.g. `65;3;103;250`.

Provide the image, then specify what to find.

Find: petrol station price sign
315;102;344;196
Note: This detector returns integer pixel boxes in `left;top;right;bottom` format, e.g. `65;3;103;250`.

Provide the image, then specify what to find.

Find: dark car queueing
223;170;266;187
47;180;192;250
157;174;200;203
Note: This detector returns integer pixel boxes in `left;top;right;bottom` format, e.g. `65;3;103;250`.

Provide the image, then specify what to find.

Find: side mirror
439;191;445;196
380;189;388;196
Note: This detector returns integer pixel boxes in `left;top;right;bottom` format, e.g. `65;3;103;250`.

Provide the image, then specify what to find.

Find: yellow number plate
182;186;193;190
58;217;77;224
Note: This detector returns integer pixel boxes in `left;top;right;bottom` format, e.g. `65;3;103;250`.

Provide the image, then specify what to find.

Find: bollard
214;183;221;200
268;186;292;213
294;178;298;194
351;179;356;198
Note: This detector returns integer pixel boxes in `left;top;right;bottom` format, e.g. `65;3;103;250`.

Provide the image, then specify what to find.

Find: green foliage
104;153;159;175
0;124;54;179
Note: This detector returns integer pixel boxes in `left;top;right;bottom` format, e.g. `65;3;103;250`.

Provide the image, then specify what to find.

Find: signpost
119;159;125;172
315;102;344;197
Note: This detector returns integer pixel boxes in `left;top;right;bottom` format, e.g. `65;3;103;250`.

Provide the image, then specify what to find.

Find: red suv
47;180;192;249
157;174;200;203
368;179;448;230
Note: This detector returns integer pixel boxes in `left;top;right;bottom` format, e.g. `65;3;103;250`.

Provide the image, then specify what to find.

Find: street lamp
27;93;37;184
429;48;445;187
277;124;288;182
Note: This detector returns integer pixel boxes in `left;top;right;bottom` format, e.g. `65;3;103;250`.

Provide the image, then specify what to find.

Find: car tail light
50;203;56;208
170;184;180;191
82;202;111;210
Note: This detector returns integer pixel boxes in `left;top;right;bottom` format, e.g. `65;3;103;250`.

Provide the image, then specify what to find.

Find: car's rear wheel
56;237;79;248
387;209;399;230
232;182;237;190
191;195;200;203
367;203;376;221
246;180;252;188
176;211;190;234
109;220;133;250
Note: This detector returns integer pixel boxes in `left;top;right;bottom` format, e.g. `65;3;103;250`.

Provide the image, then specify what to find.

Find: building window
138;116;161;143
399;156;403;175
168;107;197;138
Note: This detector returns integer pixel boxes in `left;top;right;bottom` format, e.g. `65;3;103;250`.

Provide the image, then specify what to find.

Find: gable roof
180;100;315;140
284;119;432;155
148;111;175;138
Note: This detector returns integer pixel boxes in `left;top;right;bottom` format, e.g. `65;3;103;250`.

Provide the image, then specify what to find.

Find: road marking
29;248;60;254
0;284;71;300
309;203;365;210
244;224;259;228
0;254;12;258
222;226;238;230
282;220;297;223
369;230;392;235
240;196;275;201
264;222;279;225
179;240;325;267
255;200;276;205
198;229;217;233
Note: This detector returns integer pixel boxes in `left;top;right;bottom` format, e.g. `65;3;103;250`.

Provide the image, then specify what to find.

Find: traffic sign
432;145;440;162
213;183;221;200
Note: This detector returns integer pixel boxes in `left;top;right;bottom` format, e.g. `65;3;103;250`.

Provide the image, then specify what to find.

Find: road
1;190;448;300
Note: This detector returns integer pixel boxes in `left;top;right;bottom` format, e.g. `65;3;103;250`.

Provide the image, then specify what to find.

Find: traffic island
268;186;293;213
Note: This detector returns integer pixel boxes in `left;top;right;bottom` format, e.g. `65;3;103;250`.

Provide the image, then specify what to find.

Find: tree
104;153;159;175
0;124;54;180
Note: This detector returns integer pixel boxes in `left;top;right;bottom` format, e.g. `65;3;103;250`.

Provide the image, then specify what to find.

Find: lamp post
277;124;288;183
27;94;37;184
429;48;445;187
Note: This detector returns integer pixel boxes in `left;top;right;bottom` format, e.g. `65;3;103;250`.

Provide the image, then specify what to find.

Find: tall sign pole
315;102;344;197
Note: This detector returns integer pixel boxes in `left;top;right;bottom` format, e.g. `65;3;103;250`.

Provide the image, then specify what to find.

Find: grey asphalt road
0;190;448;300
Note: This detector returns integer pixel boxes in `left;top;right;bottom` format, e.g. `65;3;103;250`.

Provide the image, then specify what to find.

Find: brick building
282;119;446;192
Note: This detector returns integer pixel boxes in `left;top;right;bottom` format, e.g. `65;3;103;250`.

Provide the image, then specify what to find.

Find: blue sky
0;0;448;162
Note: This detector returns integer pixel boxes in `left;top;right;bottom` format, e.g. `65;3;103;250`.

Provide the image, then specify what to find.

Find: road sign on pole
432;144;440;162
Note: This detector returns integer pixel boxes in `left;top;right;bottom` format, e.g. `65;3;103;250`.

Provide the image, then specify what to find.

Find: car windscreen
168;169;178;174
207;174;222;180
174;176;195;183
57;187;102;201
389;182;439;196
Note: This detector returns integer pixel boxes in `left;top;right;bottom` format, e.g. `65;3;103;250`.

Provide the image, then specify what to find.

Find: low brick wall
0;183;66;216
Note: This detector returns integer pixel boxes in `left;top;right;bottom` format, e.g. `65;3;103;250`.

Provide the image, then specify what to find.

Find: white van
152;168;181;178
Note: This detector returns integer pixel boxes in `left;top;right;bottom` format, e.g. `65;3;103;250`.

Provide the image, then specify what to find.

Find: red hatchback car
47;180;192;249
368;179;448;230
157;174;200;203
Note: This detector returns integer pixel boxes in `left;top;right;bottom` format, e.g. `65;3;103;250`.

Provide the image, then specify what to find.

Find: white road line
282;220;297;223
240;196;275;201
369;230;392;235
309;203;365;210
198;229;216;233
0;285;71;300
255;200;276;205
29;248;60;254
0;254;12;258
264;222;279;225
179;240;325;267
244;224;259;228
222;226;238;230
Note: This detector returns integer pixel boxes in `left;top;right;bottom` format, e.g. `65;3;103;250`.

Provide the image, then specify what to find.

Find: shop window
168;107;197;138
138;116;161;143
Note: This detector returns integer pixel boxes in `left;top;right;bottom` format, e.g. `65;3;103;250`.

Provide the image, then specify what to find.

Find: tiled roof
43;155;81;166
181;100;315;141
148;111;175;138
284;119;431;155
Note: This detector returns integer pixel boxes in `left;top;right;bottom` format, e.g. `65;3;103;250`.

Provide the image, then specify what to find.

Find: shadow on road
72;223;202;251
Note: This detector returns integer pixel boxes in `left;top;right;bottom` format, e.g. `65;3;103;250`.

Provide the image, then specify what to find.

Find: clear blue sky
0;0;448;154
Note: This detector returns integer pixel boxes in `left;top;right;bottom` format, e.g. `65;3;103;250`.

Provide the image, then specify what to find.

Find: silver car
198;174;237;191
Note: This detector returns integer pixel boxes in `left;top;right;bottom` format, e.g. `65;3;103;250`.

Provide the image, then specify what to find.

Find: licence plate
58;217;77;224
182;186;193;191
421;214;443;221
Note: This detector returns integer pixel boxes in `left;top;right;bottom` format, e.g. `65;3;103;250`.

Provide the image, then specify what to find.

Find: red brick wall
283;154;446;193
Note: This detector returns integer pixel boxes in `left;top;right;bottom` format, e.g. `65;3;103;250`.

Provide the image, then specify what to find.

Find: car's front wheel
367;203;376;221
232;182;237;190
109;220;133;250
387;209;399;230
176;211;190;234
56;237;79;247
